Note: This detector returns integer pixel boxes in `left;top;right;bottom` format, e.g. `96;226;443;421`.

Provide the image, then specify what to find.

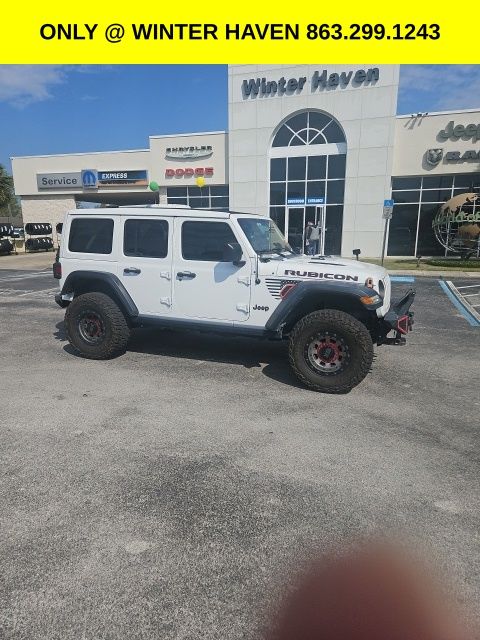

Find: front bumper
377;289;415;345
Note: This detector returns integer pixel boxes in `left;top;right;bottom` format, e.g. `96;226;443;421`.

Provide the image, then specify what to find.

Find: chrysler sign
165;146;213;160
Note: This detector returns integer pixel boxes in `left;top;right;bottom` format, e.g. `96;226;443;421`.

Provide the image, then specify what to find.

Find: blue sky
0;65;479;170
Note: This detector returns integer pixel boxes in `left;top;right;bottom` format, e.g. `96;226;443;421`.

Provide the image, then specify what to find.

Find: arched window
269;110;346;255
272;111;346;147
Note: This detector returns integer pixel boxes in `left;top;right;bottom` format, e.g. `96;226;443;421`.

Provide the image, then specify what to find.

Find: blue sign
97;170;148;186
287;197;305;205
384;199;394;207
307;197;325;205
81;169;98;189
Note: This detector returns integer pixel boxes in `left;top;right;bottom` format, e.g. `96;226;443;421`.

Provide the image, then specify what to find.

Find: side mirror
223;242;245;266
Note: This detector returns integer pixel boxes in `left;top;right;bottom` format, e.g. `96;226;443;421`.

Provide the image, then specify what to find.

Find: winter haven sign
242;68;379;98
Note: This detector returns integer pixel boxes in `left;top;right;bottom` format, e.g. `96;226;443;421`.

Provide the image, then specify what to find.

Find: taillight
53;262;62;279
280;283;296;299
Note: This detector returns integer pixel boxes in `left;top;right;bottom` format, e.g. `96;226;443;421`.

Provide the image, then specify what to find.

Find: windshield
238;218;293;255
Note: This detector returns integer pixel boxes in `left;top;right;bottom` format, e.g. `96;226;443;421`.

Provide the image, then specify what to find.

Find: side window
181;221;237;262
124;219;169;258
68;218;114;254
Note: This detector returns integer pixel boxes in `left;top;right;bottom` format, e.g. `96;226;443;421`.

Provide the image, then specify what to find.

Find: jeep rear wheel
289;310;374;393
65;292;130;360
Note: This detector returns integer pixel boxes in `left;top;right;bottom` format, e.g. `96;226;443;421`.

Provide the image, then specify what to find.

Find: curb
387;270;480;278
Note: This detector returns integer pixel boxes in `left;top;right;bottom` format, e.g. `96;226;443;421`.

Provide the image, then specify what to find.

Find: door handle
177;271;196;280
124;267;141;275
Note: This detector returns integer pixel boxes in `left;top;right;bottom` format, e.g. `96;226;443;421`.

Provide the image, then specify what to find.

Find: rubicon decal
284;270;359;281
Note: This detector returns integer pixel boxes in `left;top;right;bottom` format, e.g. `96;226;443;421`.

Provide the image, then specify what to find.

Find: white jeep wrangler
53;206;414;393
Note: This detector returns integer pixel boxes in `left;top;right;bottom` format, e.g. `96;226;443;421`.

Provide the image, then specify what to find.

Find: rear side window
182;221;237;262
124;219;169;258
68;218;114;254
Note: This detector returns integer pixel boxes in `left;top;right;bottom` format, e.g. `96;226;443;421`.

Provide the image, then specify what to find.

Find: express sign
165;167;214;178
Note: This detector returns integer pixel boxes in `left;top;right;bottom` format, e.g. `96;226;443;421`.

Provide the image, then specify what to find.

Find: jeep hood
271;255;388;281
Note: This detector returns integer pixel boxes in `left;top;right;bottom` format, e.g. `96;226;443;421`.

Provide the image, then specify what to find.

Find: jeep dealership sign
438;121;480;142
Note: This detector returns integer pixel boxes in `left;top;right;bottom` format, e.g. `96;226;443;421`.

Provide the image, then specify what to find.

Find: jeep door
118;216;173;315
173;218;252;322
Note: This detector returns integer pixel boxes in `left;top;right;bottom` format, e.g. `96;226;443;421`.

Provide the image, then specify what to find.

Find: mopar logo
284;270;359;282
81;169;98;189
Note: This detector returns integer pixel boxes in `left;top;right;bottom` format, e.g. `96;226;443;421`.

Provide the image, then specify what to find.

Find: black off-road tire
288;309;374;393
65;292;130;360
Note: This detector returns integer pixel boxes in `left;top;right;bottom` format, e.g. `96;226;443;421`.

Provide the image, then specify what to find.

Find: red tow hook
396;315;409;335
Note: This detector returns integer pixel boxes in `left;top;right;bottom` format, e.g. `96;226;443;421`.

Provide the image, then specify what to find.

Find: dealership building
11;64;480;257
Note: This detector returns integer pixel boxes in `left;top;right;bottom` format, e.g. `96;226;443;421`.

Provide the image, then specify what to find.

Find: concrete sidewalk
388;269;480;278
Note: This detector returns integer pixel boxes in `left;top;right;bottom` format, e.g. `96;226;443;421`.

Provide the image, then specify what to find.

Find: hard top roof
68;206;266;220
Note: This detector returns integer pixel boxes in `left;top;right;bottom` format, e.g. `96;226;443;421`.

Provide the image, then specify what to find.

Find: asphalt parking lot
0;262;479;639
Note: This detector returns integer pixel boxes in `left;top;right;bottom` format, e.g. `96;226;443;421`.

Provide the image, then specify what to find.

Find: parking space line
438;280;480;327
390;276;415;283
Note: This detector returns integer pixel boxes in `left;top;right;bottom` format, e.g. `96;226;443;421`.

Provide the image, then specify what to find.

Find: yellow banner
0;0;477;63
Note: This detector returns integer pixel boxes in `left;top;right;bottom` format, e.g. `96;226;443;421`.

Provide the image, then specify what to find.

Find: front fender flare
265;281;381;335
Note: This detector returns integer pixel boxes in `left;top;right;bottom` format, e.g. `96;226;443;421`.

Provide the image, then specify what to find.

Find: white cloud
0;65;111;108
0;65;67;107
399;65;480;111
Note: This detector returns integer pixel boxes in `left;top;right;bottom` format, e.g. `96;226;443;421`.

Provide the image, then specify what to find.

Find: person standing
308;221;321;255
304;221;313;254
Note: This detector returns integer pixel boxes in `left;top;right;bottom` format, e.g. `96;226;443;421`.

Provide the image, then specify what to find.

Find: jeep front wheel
288;309;374;393
65;292;130;360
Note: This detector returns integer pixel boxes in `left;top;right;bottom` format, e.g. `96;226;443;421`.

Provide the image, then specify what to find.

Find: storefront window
167;186;229;210
416;205;443;256
269;207;286;233
388;173;480;256
387;204;418;256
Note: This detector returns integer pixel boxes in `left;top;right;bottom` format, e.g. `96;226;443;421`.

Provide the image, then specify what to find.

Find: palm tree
0;165;14;209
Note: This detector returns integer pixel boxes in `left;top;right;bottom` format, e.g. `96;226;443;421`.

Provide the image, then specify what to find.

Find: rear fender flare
61;271;138;320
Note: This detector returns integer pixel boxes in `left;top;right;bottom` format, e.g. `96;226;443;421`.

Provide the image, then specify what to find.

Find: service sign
97;170;148;187
37;172;82;190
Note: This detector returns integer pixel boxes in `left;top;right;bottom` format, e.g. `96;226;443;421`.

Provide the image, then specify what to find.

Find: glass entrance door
287;206;327;255
287;208;305;254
